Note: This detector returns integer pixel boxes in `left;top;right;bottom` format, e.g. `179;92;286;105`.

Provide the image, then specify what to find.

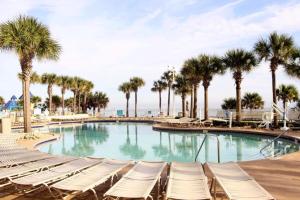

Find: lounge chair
206;162;274;200
104;161;167;200
166;162;211;200
0;156;76;182
11;158;101;193
50;159;133;200
0;152;52;167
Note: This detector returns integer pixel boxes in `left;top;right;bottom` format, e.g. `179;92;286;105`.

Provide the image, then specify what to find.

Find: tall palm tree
198;54;225;120
119;82;132;117
57;76;71;115
276;84;299;110
181;58;202;118
161;70;175;116
82;81;94;113
41;73;59;114
151;80;167;113
254;32;295;126
129;77;145;117
172;75;190;117
77;78;86;113
0;16;61;132
69;76;80;113
223;49;257;122
242;92;264;110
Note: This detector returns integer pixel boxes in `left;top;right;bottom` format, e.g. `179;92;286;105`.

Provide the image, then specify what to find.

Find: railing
259;130;287;158
194;133;221;163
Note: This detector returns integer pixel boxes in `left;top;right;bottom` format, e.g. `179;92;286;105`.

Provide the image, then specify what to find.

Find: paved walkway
239;152;300;200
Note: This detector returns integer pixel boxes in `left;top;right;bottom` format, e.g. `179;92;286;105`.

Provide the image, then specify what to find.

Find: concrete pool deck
6;120;300;199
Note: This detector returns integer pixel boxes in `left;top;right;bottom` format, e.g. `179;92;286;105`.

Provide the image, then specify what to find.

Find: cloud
0;0;300;111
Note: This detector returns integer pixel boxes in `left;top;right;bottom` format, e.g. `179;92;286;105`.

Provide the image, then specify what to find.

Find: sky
0;0;300;112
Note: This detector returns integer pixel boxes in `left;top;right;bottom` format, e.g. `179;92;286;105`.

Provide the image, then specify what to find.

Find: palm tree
172;75;190;117
242;92;264;110
221;98;236;110
129;77;145;117
198;54;225;120
41;73;59;114
181;58;202;118
0;16;61;133
90;91;109;112
57;76;71;115
161;70;175;116
18;71;41;85
77;78;86;113
31;96;41;107
223;49;257;122
276;84;299;110
285;48;300;79
254;32;295;126
69;77;80;113
82;81;94;113
119;82;132;117
151;80;167;113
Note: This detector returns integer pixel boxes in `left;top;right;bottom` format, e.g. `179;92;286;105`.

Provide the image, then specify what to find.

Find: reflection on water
39;123;300;162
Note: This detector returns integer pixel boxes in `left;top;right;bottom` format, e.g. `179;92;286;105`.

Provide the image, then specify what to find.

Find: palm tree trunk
271;68;278;127
193;84;198;118
48;85;52;114
236;81;242;123
190;86;194;118
167;85;171;116
182;95;186;117
159;90;162;113
78;92;81;113
126;97;129;117
23;75;32;133
73;92;76;113
83;93;87;113
61;89;65;115
204;85;209;120
134;91;137;117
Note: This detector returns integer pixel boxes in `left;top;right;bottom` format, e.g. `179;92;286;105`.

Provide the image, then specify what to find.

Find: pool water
38;122;300;163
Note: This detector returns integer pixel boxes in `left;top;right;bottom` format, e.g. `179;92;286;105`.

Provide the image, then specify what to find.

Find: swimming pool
38;122;300;163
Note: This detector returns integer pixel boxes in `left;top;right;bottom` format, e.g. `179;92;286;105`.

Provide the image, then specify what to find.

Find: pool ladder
259;130;288;158
194;132;221;163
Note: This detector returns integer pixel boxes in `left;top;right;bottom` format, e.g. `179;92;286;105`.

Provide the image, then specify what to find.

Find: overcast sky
0;0;300;111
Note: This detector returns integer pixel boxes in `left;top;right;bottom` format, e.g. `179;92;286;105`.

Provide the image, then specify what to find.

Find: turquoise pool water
38;122;300;163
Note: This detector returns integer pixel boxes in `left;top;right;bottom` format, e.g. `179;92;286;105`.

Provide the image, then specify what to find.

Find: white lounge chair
11;158;101;193
166;162;211;200
206;162;275;200
0;152;52;167
50;159;134;200
104;161;167;200
0;156;76;181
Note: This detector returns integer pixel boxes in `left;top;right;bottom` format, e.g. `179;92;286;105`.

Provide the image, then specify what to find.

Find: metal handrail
194;134;208;162
259;130;287;157
194;133;221;163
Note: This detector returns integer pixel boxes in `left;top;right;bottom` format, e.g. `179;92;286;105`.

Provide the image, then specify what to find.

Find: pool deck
6;120;300;200
239;152;300;200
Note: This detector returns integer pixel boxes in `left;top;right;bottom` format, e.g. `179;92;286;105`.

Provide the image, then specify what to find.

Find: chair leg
90;188;98;200
213;178;217;200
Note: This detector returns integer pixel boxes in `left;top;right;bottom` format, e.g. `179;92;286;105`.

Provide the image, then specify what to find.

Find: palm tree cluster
222;93;264;111
150;32;300;125
119;77;145;117
17;72;95;115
